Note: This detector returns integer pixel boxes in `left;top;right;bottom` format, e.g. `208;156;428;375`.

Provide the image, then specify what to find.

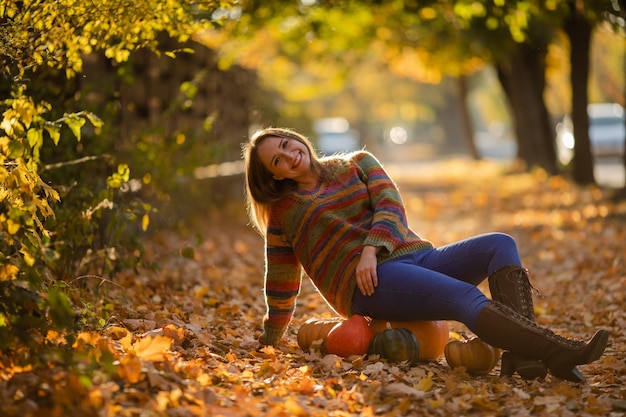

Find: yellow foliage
1;0;229;279
141;214;150;232
6;219;20;235
0;264;19;281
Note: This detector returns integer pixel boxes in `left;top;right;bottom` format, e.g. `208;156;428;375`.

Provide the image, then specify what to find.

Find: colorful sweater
261;151;434;345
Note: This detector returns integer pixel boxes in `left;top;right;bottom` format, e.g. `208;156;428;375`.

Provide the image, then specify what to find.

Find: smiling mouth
292;152;301;169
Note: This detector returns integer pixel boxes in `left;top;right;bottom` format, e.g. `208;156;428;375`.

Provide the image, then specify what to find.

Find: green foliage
212;0;621;96
1;85;95;277
0;0;235;355
0;0;223;79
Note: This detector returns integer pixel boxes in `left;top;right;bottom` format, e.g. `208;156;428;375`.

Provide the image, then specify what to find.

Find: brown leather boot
474;301;609;383
488;265;548;379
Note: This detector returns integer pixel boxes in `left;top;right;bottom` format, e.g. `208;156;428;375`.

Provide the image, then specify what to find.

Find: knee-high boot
474;301;609;382
488;265;549;379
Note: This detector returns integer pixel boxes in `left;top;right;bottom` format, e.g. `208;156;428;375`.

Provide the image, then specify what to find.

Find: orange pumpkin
297;317;344;351
326;315;374;357
369;320;449;360
444;338;501;375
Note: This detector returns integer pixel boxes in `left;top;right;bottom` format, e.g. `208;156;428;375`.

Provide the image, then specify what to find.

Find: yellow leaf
20;249;35;266
115;48;131;62
64;115;85;140
74;331;101;348
132;335;172;361
7;219;20;234
415;371;433;392
85;111;103;128
284;397;307;417
119;333;133;351
194;286;209;298
141;214;149;231
118;355;143;384
106;326;130;340
0;264;19;281
46;330;66;344
117;163;130;179
26;128;43;148
428;395;445;408
44;125;61;145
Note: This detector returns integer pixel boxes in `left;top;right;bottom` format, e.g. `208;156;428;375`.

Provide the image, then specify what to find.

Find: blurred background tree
203;0;625;180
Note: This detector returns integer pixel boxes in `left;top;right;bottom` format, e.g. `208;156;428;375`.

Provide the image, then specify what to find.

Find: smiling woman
242;127;609;383
256;136;316;189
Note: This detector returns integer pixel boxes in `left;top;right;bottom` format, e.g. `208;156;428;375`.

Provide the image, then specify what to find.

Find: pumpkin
444;338;501;375
325;315;374;357
297;317;344;351
368;327;420;365
369;320;449;360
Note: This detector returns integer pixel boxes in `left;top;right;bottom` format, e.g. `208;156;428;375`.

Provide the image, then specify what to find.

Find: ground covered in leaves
2;159;626;417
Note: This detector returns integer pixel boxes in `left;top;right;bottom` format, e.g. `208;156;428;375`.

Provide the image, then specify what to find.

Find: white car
556;103;625;165
313;117;361;155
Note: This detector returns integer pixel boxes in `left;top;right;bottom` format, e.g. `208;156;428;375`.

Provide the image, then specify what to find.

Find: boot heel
500;351;516;377
501;351;547;379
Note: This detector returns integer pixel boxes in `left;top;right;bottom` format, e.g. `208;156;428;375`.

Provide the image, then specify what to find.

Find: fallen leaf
131;335;173;361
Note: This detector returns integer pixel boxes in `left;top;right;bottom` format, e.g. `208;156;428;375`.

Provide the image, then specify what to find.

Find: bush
1;0;235;356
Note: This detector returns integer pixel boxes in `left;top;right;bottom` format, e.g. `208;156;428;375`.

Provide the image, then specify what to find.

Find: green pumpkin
368;327;421;365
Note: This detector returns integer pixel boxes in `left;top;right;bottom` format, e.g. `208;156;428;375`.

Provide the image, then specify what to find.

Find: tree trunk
435;77;474;156
458;76;480;160
495;42;557;174
564;7;595;185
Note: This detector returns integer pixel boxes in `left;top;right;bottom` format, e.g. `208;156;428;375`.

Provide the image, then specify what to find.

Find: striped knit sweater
261;151;433;345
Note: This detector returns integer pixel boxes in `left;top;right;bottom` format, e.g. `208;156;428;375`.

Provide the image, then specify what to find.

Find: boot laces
507;267;541;299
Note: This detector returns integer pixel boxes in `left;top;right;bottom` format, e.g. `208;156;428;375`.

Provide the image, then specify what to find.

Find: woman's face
256;135;313;183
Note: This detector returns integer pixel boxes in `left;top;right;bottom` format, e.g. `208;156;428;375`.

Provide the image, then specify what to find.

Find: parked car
313;117;361;155
556;103;625;165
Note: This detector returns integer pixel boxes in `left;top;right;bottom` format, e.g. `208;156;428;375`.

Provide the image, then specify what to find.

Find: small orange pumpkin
326;315;374;357
444;338;501;375
297;317;344;351
369;320;449;360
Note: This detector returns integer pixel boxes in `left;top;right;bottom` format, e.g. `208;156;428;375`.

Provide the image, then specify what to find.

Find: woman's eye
281;140;288;149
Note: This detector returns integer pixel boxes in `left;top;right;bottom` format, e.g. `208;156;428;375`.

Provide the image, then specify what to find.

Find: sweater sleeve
355;152;411;254
260;216;303;346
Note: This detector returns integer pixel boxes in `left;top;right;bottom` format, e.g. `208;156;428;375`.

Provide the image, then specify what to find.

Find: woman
242;127;608;383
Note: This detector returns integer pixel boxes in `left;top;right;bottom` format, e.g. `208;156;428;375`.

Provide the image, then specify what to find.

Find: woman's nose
279;150;293;161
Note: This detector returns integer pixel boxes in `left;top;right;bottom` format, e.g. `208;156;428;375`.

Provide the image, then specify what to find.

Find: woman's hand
356;245;380;296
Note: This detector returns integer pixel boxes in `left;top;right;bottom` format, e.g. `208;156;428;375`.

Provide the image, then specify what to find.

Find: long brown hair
242;127;326;235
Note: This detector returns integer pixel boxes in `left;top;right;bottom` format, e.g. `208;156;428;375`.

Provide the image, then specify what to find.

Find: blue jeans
351;232;522;331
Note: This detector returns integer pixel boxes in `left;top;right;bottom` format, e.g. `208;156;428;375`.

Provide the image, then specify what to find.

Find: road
379;141;625;189
475;141;625;189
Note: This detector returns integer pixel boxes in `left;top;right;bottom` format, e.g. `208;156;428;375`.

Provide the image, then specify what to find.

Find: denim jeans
351;232;522;331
